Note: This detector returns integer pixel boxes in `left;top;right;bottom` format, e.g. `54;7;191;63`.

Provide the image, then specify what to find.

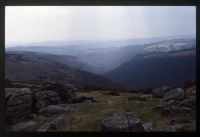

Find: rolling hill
5;51;120;88
105;48;196;88
6;51;103;74
6;38;195;73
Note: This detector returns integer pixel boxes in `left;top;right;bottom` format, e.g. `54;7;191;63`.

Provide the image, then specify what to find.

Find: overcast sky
6;6;196;46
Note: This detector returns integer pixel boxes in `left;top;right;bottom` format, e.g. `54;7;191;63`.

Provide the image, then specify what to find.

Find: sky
5;6;196;46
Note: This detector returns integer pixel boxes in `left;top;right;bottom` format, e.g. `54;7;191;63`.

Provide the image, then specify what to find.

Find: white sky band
5;6;196;46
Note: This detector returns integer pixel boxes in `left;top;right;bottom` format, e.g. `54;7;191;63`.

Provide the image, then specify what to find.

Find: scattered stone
71;94;97;103
37;122;51;132
51;114;70;129
162;88;184;102
83;100;93;103
162;99;176;107
177;95;196;107
101;112;144;132
162;106;191;115
38;104;73;116
160;86;195;114
143;122;153;132
11;120;37;132
152;86;170;97
37;114;70;132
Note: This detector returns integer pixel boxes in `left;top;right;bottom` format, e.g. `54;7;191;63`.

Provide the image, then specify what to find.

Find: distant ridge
106;48;196;88
5;51;121;88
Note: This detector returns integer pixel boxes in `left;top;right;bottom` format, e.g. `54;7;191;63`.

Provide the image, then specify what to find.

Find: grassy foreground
33;91;195;132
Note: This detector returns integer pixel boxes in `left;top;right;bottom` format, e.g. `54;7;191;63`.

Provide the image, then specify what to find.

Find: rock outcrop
162;88;184;102
34;90;60;112
11;120;37;132
152;86;170;97
142;122;154;132
38;104;75;116
71;94;97;103
160;87;196;114
6;88;33;123
39;82;77;103
5;82;90;125
101;112;144;132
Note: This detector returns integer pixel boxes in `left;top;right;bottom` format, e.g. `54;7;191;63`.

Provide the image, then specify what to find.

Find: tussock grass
49;91;195;132
8;90;195;132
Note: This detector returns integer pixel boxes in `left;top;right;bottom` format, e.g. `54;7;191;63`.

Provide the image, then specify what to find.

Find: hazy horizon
6;6;196;47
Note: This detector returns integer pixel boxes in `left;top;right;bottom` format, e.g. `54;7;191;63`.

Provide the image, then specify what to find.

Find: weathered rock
128;95;152;101
40;82;77;103
160;87;195;114
83;100;93;103
71;94;97;103
34;90;60;112
152;86;170;97
51;114;70;129
37;114;70;132
101;112;144;132
5;91;13;102
143;122;153;132
11;121;37;132
38;104;73;116
37;122;51;132
6;88;32;107
6;88;32;123
162;106;191;115
162;88;184;102
162;99;176;107
177;95;196;107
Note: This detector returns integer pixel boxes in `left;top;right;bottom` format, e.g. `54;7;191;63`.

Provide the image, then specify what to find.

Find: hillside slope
106;49;196;88
5;52;120;88
6;38;195;73
6;51;103;74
